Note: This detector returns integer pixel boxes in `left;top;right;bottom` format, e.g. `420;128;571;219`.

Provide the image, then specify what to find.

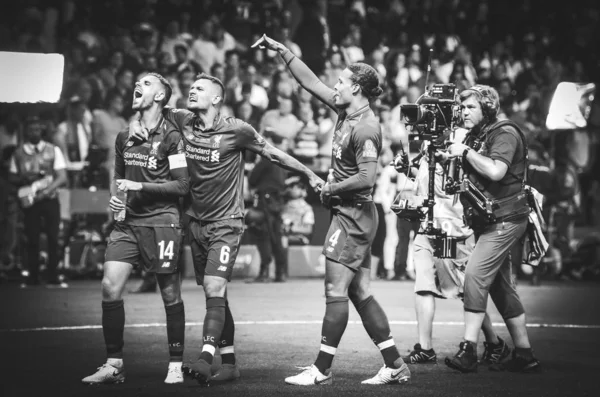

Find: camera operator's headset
465;85;500;121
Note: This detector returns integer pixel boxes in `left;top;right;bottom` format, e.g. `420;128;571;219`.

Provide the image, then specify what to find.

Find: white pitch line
2;320;600;333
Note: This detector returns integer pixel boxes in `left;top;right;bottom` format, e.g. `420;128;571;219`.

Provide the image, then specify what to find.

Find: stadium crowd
0;0;599;285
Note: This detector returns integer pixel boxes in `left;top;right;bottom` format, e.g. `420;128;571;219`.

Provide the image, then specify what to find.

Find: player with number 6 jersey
82;73;189;386
129;73;324;386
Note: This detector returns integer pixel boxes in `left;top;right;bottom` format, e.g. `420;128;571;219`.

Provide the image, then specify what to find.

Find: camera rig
391;83;462;258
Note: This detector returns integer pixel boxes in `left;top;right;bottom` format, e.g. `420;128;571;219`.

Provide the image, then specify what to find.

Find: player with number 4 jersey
82;73;189;386
253;34;410;386
129;73;324;386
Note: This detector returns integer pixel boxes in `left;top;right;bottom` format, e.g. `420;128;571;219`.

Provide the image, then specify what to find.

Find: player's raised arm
252;34;336;111
236;121;324;192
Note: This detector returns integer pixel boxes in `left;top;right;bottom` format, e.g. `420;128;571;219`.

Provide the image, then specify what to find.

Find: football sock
515;347;534;359
102;300;125;359
355;295;401;368
219;301;236;365
314;296;349;374
199;297;226;364
165;301;185;362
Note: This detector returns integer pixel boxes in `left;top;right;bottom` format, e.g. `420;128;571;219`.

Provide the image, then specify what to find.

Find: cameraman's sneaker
211;364;240;382
482;337;511;365
285;365;332;386
164;362;184;384
445;341;478;373
82;360;125;384
361;363;411;384
490;350;541;373
403;343;437;364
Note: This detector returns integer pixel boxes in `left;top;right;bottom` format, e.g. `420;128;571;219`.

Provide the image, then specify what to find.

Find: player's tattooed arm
260;142;324;193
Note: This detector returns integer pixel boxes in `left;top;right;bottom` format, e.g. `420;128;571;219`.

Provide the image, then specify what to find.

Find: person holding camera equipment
440;85;540;373
391;126;509;366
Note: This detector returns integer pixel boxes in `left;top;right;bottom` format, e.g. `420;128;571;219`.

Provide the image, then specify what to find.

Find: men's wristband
462;147;472;163
280;49;295;65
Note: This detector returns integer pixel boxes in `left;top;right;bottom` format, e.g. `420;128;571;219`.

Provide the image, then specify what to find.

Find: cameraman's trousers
463;219;527;319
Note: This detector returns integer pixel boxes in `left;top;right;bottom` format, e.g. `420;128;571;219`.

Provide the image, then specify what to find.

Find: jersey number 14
158;240;174;260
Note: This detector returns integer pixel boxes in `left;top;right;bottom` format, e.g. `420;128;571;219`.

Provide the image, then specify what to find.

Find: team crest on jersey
341;131;349;143
150;142;160;155
363;140;377;158
213;135;223;148
126;140;134;147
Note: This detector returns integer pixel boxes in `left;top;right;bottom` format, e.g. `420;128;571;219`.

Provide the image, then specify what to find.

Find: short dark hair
347;63;383;100
195;73;226;103
147;72;172;106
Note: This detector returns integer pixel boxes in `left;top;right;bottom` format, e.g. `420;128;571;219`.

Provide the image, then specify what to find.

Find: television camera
391;83;462;258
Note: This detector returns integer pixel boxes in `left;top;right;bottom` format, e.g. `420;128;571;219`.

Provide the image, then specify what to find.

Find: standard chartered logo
124;151;158;169
185;144;221;163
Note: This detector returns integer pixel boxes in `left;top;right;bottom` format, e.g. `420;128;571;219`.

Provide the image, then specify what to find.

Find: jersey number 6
220;246;230;264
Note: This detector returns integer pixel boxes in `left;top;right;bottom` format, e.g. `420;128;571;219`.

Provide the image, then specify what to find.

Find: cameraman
443;85;539;373
393;133;508;366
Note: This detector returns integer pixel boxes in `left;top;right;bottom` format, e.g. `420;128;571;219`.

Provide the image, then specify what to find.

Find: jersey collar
345;104;371;121
193;114;223;133
147;117;166;136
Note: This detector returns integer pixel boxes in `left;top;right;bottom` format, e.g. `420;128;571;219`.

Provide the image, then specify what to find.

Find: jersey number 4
158;240;174;260
329;229;341;247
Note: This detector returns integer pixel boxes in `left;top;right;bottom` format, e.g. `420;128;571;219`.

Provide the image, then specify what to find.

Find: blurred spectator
189;18;218;74
98;50;124;92
9;116;68;287
108;68;134;119
247;135;289;283
292;103;320;162
240;64;270;111
91;91;128;184
54;96;92;166
281;175;315;246
259;96;302;151
159;20;188;65
168;44;203;76
235;99;262;128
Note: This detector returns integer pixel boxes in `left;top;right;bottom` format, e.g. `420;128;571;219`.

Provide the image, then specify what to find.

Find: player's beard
132;96;152;111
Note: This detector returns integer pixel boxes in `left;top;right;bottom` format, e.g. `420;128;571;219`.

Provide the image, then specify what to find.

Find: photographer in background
393;132;509;366
9;115;68;287
443;85;539;373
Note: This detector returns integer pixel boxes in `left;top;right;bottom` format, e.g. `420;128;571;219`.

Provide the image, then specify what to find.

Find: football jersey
163;108;266;222
114;117;185;227
330;105;382;201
